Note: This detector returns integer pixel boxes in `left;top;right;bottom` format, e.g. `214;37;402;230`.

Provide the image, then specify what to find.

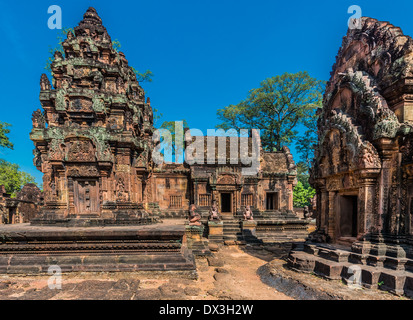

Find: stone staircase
288;242;413;297
222;219;245;244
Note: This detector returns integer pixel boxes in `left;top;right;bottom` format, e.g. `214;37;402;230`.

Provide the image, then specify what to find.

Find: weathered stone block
314;260;343;280
403;276;413;298
288;252;316;272
378;271;406;296
208;221;223;236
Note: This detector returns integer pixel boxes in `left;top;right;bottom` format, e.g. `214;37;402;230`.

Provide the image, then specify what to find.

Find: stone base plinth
255;219;309;243
185;224;211;256
242;220;258;241
208;221;224;244
0;223;196;277
31;202;158;227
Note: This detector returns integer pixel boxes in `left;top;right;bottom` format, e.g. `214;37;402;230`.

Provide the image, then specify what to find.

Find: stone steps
303;243;413;270
289;244;413;297
221;220;245;245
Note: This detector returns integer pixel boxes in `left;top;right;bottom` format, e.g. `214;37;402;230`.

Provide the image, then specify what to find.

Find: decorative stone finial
54;51;63;62
82;7;102;25
74;7;109;40
40;74;51;91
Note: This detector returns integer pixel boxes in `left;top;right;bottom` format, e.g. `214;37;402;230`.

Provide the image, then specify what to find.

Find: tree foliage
293;180;315;208
216;71;324;151
159;120;189;162
45;27;74;73
0;122;13;150
294;162;315;208
296;107;319;169
0;123;37;197
0;159;36;198
112;40;154;83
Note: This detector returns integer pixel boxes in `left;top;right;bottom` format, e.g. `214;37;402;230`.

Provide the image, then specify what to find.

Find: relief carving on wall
66;140;96;162
67;166;100;177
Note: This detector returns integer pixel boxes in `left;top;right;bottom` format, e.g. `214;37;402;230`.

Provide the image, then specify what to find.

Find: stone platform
206;216;310;246
0;223;196;277
288;242;413;297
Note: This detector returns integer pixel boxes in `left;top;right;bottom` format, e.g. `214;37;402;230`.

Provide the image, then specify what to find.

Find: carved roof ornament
310;17;413;180
327;17;413;96
32;109;46;129
40;74;51;91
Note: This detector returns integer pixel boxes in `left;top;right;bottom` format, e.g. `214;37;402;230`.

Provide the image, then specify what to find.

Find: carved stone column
236;185;242;214
376;138;399;235
194;180;199;207
287;175;295;211
404;164;413;236
319;185;328;235
327;191;336;241
357;169;379;240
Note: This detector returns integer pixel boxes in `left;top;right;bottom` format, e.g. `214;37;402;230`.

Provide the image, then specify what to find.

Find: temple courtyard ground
0;242;406;300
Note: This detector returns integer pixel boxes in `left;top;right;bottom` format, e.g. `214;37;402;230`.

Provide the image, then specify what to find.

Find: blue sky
0;0;412;184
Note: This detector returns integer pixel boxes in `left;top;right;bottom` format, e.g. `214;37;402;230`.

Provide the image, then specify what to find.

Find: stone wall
0;184;42;224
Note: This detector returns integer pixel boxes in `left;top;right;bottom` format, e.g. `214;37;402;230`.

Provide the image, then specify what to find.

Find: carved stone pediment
217;174;236;185
66;139;96;162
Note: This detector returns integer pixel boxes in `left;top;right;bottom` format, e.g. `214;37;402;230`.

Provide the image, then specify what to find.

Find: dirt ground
0;243;406;300
0;245;291;300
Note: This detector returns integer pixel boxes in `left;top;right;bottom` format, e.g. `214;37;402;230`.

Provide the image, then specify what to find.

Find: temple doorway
220;193;232;215
73;179;99;215
8;208;16;224
339;195;358;238
266;192;279;210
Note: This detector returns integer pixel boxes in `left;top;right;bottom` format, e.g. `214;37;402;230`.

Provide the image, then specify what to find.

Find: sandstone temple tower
289;18;413;296
309;18;413;246
31;8;154;225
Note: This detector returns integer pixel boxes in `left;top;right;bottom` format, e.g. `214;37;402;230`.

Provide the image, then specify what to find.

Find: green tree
112;40;154;83
159;120;189;162
0;122;13;150
216;71;324;151
0;160;36;198
293;180;316;208
296;161;311;188
295;100;321;200
0;123;38;197
296;106;319;169
153;108;163;127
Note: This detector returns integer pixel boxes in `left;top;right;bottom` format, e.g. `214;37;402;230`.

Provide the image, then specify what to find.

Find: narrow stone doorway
8;208;16;224
339;195;358;237
266;192;278;210
221;193;232;214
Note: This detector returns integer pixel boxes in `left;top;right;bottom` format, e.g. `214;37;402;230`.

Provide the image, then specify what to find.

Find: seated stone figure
208;200;221;221
188;204;202;226
243;205;253;221
303;206;310;219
